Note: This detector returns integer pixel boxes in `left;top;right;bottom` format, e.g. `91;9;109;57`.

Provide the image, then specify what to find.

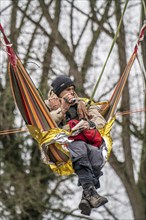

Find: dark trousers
68;141;106;189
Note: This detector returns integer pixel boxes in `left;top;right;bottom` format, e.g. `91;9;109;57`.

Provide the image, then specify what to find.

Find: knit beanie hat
51;75;75;96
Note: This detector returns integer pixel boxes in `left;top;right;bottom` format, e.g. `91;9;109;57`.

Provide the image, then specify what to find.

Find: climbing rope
89;0;129;104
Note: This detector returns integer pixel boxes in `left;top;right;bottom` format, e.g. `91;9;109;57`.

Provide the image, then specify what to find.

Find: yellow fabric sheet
27;116;115;175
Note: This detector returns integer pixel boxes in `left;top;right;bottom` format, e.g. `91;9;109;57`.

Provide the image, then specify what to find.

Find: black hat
51;75;75;96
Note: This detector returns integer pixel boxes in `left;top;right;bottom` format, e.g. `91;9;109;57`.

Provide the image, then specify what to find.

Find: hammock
0;20;145;175
0;24;73;175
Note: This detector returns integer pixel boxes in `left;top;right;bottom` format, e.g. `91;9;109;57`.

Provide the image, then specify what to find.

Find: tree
109;1;146;219
0;1;145;219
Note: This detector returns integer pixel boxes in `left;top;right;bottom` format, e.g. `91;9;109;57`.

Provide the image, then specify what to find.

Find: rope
1;107;145;135
0;127;27;135
89;0;129;105
0;37;12;55
116;107;146;116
